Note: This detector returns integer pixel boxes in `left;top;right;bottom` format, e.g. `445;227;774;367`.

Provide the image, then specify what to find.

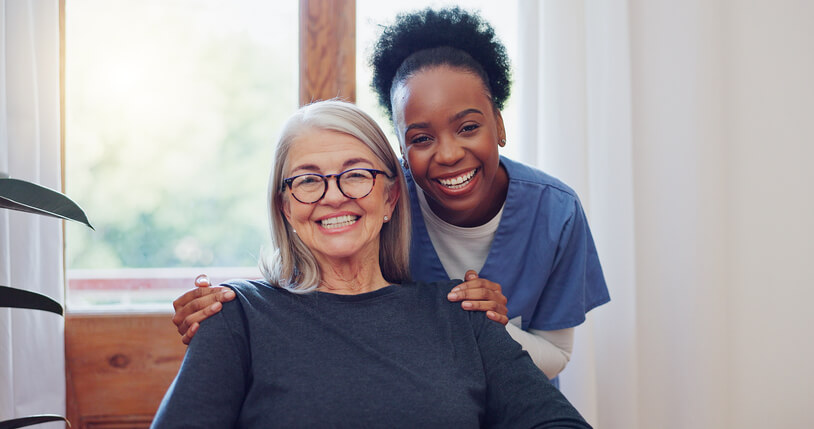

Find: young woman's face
391;66;508;227
281;129;398;265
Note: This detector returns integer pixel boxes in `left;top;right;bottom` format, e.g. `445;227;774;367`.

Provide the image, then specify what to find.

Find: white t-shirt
415;188;502;280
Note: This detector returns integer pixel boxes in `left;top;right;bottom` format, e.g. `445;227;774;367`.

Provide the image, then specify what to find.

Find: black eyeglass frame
282;168;392;204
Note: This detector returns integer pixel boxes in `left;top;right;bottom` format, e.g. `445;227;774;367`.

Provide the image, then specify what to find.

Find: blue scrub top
406;156;610;331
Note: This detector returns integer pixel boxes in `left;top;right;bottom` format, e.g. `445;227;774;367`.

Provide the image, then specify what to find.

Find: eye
408;134;432;146
343;170;372;180
460;123;480;133
294;175;322;186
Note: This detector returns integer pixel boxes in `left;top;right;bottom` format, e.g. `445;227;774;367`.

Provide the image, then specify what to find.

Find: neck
315;250;389;295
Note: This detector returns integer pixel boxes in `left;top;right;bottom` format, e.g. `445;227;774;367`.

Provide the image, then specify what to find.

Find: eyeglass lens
290;169;376;203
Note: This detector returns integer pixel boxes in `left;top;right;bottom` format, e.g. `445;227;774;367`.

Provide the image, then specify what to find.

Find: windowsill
67;266;261;314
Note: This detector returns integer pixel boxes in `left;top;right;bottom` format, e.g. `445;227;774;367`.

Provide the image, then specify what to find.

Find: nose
320;176;347;206
434;135;465;166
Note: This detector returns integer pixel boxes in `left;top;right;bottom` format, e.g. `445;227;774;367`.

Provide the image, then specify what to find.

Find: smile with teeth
437;168;478;189
319;214;359;229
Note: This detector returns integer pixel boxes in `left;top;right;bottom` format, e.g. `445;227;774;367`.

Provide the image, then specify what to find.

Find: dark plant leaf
0;286;63;316
0;415;69;429
0;177;93;229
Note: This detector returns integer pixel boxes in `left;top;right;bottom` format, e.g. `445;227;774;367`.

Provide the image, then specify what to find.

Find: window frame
63;1;356;425
61;0;356;315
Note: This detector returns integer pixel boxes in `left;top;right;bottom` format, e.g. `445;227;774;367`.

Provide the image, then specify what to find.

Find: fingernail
223;290;235;299
211;302;221;311
451;287;460;293
462;302;473;309
195;274;209;286
447;292;458;300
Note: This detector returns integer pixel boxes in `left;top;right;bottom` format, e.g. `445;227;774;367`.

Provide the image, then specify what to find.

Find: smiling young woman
392;66;508;228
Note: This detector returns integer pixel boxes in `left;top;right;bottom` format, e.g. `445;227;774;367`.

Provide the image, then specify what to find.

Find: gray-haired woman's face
280;129;399;265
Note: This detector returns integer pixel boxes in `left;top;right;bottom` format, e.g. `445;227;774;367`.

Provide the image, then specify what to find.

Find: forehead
286;129;381;173
393;67;493;120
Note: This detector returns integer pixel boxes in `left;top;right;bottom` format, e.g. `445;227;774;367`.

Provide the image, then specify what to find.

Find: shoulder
216;278;290;314
399;279;490;327
501;156;579;200
403;165;418;191
501;156;584;219
220;279;283;300
399;279;460;296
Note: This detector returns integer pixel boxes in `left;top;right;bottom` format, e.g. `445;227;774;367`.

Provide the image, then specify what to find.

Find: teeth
320;214;359;229
438;169;477;189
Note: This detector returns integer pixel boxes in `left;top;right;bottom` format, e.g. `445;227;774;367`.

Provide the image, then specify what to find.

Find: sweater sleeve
151;299;250;428
474;313;591;429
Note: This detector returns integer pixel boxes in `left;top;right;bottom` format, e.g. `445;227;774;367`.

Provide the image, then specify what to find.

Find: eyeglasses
282;168;392;204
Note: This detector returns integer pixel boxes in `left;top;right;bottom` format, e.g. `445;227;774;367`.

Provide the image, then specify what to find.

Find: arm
152;300;248;428
505;325;574;379
474;313;590;429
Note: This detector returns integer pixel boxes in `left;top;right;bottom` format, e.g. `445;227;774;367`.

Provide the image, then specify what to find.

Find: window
65;0;298;310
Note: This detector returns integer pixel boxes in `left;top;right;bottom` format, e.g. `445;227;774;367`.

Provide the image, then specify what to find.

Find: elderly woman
151;100;590;428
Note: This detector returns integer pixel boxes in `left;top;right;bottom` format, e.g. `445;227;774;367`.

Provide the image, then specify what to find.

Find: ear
385;180;401;218
494;108;507;147
279;193;292;223
396;131;409;170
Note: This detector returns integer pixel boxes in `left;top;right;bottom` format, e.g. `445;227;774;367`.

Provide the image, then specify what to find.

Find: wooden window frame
62;1;355;427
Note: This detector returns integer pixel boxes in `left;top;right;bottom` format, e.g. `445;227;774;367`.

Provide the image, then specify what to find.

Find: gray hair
259;99;411;293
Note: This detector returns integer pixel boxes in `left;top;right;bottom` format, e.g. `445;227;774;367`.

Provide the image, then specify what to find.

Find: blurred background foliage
66;0;297;269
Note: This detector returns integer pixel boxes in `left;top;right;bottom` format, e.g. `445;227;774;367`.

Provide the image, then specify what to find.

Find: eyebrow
290;157;375;174
404;108;484;133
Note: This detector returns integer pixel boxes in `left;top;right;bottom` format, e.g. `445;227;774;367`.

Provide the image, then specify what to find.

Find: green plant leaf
0;286;63;316
0;177;94;230
0;415;69;429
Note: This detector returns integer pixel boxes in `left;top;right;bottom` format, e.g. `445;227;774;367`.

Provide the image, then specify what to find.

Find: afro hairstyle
369;7;512;117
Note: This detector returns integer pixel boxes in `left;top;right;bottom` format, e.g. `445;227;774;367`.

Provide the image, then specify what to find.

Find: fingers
447;281;507;306
172;275;215;312
458;298;508;318
181;322;199;345
448;271;509;324
447;287;508;317
176;299;226;338
486;311;510;326
173;288;235;331
172;285;230;320
174;274;231;344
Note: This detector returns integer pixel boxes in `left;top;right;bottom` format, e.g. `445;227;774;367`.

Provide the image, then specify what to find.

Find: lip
314;211;361;233
431;167;480;196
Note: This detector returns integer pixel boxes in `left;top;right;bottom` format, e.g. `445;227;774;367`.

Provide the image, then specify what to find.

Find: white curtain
517;1;814;428
517;1;639;427
0;0;66;426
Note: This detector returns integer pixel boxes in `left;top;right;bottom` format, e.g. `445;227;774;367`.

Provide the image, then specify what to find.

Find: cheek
405;149;427;174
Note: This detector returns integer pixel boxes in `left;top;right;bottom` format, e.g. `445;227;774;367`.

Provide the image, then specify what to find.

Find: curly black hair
369;7;512;118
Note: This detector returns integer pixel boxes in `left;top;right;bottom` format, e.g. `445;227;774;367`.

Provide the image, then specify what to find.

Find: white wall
630;0;814;428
